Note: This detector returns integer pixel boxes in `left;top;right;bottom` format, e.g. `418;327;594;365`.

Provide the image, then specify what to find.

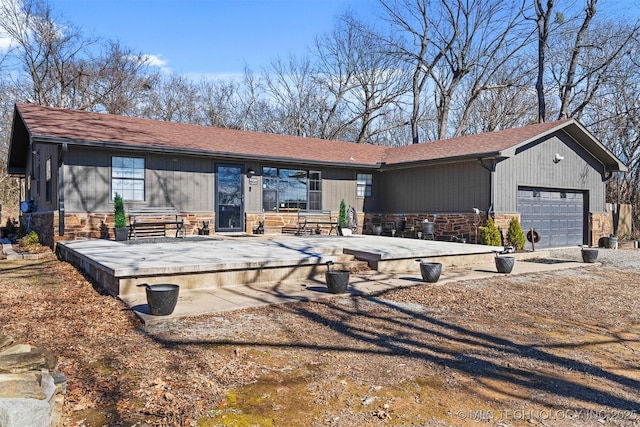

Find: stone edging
0;335;67;426
0;238;54;260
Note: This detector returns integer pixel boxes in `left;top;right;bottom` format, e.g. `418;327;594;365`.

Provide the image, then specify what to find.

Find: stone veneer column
590;212;613;247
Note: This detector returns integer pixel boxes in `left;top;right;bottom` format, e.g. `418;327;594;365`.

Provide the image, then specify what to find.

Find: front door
215;164;244;232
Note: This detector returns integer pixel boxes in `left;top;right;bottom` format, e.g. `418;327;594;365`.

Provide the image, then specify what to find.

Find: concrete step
332;259;371;273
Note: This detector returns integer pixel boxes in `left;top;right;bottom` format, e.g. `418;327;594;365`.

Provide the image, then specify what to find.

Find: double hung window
112;156;145;201
356;173;372;197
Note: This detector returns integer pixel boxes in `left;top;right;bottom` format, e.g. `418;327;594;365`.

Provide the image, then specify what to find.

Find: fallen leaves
1;250;639;426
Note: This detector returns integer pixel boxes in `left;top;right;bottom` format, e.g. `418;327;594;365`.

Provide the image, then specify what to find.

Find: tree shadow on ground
148;289;640;412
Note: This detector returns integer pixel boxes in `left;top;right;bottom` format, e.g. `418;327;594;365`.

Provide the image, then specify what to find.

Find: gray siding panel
378;161;490;213
64;148;214;213
495;133;605;214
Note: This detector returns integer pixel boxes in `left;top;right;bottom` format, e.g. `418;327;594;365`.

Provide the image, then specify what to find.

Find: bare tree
314;14;409;144
262;55;323;137
313;18;359;141
531;0;556;123
142;73;201;123
552;12;640;120
430;0;529;139
0;0;97;107
81;42;158;115
379;0;458;144
198;78;243;129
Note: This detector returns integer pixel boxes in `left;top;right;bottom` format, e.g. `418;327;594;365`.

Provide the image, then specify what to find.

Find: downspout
477;158;496;215
58;142;67;236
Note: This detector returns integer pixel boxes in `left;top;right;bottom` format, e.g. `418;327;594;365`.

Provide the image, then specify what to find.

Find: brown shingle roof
381;120;573;165
15;103;387;167
16;103;619;171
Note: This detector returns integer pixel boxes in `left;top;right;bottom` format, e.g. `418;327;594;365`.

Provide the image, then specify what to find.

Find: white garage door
517;188;585;248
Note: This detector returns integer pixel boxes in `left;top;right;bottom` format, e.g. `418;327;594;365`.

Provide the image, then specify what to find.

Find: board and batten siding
377;161;490;213
494;132;606;214
63;147;214;213
321;168;368;213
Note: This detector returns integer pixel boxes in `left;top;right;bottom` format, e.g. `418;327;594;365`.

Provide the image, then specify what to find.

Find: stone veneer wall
25;210;611;247
362;212;487;242
24;212;217;248
245;212;366;235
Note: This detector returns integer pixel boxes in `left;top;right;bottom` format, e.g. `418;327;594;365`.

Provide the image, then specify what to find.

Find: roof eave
31;136;382;170
381;151;507;170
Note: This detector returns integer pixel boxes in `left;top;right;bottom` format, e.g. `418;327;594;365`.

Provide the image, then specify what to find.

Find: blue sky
27;0;640;81
49;0;374;79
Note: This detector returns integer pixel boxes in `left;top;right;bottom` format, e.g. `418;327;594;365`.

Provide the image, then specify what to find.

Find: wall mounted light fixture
246;168;256;178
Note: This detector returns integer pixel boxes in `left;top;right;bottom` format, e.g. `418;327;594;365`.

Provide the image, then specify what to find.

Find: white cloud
140;53;172;74
0;0;23;52
0;33;12;52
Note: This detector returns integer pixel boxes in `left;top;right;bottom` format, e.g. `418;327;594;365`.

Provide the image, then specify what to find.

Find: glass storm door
215;164;244;232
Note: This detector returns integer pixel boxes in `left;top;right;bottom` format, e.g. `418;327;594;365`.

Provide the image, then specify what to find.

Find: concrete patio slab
115;248;588;325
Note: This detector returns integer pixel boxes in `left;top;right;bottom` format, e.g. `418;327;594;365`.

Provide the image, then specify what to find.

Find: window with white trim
112;156;145;201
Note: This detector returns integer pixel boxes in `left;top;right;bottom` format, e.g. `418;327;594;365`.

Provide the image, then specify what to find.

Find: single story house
6;103;627;248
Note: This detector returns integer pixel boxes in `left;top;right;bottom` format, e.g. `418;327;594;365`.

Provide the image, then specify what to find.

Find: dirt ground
1;247;639;427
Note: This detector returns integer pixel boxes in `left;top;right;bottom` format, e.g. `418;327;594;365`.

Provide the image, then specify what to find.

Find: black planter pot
114;227;128;241
495;256;515;274
581;248;599;263
139;284;180;316
325;270;350;294
420;262;442;283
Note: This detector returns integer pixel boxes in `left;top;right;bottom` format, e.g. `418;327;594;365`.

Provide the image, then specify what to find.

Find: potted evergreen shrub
338;199;350;236
113;193;128;241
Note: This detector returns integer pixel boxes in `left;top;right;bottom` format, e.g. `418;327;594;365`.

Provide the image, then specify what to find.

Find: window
308;171;321;211
262;167;322;211
112;156;145;201
45;157;52;203
356;173;372;197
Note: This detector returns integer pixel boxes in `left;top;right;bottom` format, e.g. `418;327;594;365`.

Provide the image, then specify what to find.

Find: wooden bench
282;210;339;235
128;207;185;239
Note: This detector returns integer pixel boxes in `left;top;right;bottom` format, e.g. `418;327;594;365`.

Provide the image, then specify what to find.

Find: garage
517;188;585;248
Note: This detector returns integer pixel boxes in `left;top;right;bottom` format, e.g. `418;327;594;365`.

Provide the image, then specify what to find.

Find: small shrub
479;217;502;246
17;230;48;253
113;193;127;228
19;230;39;247
338;199;347;227
506;217;526;250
